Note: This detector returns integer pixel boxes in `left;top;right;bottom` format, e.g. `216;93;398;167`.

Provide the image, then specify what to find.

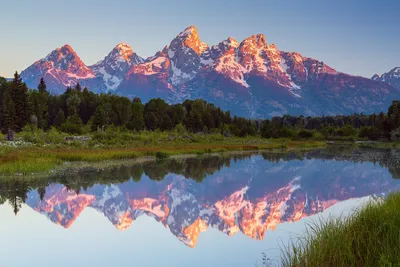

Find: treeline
0;73;255;137
260;104;400;140
1;72;400;141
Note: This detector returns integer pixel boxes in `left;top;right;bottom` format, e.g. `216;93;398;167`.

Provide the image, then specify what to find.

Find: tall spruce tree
54;109;66;127
2;89;16;133
38;77;47;93
75;82;82;92
0;77;7;130
10;72;29;131
36;78;49;129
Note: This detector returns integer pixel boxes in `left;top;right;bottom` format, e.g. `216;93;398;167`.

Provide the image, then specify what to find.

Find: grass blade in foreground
282;193;400;267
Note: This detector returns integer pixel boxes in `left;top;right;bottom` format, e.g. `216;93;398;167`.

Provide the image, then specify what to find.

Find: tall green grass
282;193;400;267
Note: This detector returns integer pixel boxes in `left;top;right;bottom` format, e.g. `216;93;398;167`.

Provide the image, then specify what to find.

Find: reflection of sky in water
0;198;369;267
0;154;399;267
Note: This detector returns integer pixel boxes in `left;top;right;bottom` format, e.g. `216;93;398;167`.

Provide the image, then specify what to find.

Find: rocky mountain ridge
20;26;400;117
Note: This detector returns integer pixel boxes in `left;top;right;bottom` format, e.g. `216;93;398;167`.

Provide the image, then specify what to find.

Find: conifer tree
75;82;82;92
38;77;47;93
10;72;29;131
2;89;16;133
91;103;111;131
54;109;66;127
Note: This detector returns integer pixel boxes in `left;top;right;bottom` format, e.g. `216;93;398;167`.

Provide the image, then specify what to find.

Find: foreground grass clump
282;193;400;267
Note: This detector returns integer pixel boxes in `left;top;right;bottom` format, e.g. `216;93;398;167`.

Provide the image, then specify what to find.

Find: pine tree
10;71;29;131
2;89;16;133
131;100;144;131
75;82;82;92
37;187;46;201
54;109;66;127
63;114;83;134
38;77;47;93
0;78;7;130
91;103;111;131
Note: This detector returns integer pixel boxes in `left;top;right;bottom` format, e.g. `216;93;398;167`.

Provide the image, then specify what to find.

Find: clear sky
0;0;399;78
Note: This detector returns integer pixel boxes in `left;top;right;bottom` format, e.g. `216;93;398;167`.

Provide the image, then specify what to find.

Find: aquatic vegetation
282;193;400;267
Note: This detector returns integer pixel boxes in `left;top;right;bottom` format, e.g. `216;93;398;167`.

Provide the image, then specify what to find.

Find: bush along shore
280;192;400;267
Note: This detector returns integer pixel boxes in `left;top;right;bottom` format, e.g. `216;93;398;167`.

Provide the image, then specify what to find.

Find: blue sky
0;0;399;78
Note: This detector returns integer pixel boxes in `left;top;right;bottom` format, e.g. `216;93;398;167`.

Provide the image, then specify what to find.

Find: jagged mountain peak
166;26;212;86
112;42;134;59
372;74;381;80
388;67;400;74
173;25;208;55
241;34;268;49
373;67;400;90
20;43;97;94
178;25;198;38
89;43;145;91
57;44;75;53
20;29;400;118
220;37;240;49
115;42;131;49
44;44;81;64
162;45;169;54
40;44;96;79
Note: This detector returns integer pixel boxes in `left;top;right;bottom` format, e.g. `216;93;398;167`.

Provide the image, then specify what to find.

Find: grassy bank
0;135;325;177
282;192;400;267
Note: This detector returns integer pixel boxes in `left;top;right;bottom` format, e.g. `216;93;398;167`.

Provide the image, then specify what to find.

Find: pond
1;148;400;267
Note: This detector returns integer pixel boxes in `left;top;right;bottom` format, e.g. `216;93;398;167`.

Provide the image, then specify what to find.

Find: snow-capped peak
225;37;240;48
89;43;144;91
240;34;268;49
39;44;95;79
44;44;79;64
174;25;209;55
167;26;212;85
113;42;134;60
178;25;198;38
373;67;400;89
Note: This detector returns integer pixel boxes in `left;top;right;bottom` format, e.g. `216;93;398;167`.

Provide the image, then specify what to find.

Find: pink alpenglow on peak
20;25;400;118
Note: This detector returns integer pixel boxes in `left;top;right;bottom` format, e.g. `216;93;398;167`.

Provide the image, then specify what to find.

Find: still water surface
1;149;400;267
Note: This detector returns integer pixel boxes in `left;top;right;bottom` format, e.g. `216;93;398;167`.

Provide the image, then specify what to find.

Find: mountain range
19;26;400;118
372;67;400;90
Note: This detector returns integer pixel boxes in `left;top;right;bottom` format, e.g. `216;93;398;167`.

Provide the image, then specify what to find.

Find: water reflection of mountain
1;149;400;247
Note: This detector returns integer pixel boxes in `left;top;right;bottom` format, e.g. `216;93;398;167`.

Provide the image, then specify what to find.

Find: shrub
60;114;83;135
47;127;64;144
277;128;294;138
359;126;380;140
297;130;313;139
312;130;325;140
155;151;169;161
174;123;187;135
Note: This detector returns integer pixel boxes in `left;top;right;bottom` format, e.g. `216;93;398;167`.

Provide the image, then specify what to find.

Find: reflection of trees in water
262;147;400;179
0;153;252;214
1;148;400;215
0;180;30;215
142;155;237;182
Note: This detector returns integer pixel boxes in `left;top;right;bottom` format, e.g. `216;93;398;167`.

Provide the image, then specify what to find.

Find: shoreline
0;140;326;179
2;138;400;179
